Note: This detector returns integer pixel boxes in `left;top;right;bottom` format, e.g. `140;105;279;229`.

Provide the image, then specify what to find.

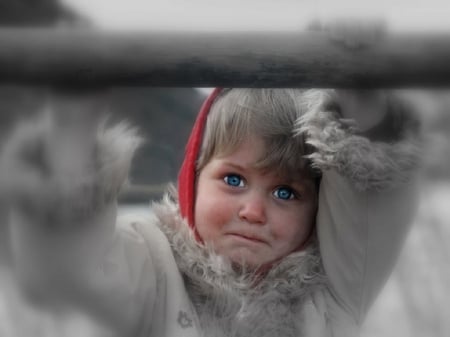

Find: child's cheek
195;188;235;243
271;205;316;248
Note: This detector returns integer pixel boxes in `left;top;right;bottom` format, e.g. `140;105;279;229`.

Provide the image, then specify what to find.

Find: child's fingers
0;114;51;202
0;91;108;222
46;90;107;183
310;17;387;50
335;89;389;132
337;118;359;130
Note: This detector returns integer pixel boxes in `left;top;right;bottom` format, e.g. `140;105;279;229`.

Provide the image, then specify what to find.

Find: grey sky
63;0;450;32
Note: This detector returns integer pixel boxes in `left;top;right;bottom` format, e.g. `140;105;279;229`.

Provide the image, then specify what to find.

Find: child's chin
227;250;271;271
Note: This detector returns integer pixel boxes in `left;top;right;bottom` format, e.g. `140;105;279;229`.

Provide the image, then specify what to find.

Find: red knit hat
178;88;222;229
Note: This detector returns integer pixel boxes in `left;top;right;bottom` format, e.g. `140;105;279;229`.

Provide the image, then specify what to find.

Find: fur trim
294;90;422;191
153;195;327;337
95;120;143;203
63;119;143;220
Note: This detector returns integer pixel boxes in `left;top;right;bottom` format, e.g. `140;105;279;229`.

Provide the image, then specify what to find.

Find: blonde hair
197;89;320;180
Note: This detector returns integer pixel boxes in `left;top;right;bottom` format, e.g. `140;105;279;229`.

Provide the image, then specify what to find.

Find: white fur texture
153;195;327;337
294;90;422;191
62;119;143;220
95;120;143;204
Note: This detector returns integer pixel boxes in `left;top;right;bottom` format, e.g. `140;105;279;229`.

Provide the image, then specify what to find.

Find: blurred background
0;0;449;336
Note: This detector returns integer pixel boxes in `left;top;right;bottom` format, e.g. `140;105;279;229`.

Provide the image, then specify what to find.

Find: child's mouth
227;233;267;245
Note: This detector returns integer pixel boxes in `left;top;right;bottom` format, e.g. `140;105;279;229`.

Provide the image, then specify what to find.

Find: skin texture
195;136;318;269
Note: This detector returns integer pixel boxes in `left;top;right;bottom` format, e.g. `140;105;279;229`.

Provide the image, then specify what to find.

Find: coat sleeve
1;112;160;336
317;170;420;323
8;205;162;336
296;90;423;324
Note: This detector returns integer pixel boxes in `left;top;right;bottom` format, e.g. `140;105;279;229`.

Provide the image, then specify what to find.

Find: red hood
177;87;317;250
178;88;222;230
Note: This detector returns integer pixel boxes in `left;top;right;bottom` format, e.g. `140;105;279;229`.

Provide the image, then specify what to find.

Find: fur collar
153;194;327;337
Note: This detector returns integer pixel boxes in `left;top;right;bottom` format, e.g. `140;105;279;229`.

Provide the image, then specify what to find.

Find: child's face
194;136;318;268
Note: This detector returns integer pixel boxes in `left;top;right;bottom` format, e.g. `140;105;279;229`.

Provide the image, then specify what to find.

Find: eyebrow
220;160;315;190
220;161;248;172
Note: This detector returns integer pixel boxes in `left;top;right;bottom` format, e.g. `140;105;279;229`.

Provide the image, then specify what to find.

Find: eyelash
272;186;298;200
223;173;245;187
223;174;299;200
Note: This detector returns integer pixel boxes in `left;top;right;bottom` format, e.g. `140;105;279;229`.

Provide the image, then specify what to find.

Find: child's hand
306;18;391;132
0;91;106;224
307;17;387;50
335;89;389;132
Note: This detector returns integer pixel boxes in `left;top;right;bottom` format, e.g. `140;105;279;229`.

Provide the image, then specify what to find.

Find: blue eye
273;186;296;200
224;174;244;187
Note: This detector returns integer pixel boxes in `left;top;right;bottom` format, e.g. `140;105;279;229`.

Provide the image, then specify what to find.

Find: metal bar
1;28;450;87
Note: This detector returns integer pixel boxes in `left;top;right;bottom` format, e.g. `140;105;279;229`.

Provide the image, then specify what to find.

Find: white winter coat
6;90;422;337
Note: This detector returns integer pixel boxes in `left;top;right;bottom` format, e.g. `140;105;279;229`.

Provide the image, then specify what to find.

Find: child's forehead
198;89;320;179
216;139;315;181
257;163;317;186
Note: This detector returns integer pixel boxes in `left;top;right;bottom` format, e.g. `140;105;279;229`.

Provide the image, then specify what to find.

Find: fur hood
153;194;327;337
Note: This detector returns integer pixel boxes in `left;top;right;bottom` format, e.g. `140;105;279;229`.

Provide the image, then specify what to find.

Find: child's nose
238;193;267;224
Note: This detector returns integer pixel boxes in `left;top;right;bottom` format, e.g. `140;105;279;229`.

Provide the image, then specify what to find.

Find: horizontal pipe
0;28;450;87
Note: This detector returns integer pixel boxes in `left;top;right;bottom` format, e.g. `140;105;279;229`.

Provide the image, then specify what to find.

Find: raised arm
0;90;155;335
296;89;422;327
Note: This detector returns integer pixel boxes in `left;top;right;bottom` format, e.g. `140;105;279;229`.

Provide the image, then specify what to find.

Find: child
1;88;421;337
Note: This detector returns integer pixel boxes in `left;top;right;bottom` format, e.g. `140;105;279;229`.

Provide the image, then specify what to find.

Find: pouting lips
226;232;268;245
